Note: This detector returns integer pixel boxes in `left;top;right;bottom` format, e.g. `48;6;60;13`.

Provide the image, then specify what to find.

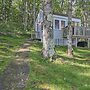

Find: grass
0;35;26;73
26;42;90;90
0;35;90;90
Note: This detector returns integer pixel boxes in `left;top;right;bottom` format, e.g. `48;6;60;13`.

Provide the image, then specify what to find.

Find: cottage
35;10;90;48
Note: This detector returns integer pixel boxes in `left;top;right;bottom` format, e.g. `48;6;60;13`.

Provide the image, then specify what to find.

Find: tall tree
7;0;12;21
22;0;28;31
42;0;55;58
1;0;12;21
33;0;36;30
67;0;73;57
1;0;6;21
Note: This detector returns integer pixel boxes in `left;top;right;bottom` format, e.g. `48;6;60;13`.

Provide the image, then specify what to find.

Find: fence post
88;38;90;48
76;37;78;47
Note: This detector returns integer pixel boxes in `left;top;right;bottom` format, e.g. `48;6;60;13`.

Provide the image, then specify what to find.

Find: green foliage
0;21;23;35
53;0;68;14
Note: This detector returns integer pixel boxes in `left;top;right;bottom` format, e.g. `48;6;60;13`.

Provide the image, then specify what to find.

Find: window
37;24;39;31
75;22;79;26
72;26;74;35
72;21;75;26
77;22;79;26
41;24;43;31
61;21;65;29
55;20;59;29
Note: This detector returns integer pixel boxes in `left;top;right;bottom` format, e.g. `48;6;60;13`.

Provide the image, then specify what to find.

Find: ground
0;36;90;90
0;35;30;90
26;42;90;90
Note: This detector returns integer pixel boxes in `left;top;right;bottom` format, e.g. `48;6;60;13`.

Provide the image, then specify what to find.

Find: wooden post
88;38;90;48
75;37;78;47
59;20;61;30
83;27;85;36
31;33;32;39
74;27;76;35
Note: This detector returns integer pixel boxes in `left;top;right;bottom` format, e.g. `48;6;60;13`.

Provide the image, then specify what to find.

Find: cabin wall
35;13;81;46
53;15;81;45
53;15;68;45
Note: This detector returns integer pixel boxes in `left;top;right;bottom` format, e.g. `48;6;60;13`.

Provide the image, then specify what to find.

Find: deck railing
63;26;90;38
35;26;90;40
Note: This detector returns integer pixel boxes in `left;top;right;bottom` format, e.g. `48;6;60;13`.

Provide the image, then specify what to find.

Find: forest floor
0;35;30;90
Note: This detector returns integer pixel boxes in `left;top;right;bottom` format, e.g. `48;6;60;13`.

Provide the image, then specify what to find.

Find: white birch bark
67;0;73;57
42;0;55;58
22;0;28;31
33;0;36;31
1;0;6;21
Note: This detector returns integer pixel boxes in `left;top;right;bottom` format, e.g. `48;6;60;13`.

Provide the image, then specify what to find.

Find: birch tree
67;0;73;57
1;0;12;21
22;0;28;31
33;0;36;30
8;0;12;21
42;0;55;58
1;0;6;21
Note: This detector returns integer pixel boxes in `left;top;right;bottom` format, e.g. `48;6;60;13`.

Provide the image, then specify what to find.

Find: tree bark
22;0;28;31
1;0;12;21
33;0;36;31
42;0;55;58
1;0;6;21
8;0;12;21
67;0;73;57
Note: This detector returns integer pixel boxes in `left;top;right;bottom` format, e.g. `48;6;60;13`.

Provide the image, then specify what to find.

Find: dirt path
0;40;31;90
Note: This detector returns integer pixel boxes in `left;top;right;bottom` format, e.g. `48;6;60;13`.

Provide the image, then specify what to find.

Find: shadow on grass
0;38;30;90
26;42;90;90
55;46;90;65
0;35;26;74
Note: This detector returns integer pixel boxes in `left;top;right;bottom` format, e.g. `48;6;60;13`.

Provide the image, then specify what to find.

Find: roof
53;12;80;19
36;10;81;23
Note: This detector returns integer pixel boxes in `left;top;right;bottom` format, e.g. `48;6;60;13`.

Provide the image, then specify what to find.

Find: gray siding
35;12;81;46
53;29;63;39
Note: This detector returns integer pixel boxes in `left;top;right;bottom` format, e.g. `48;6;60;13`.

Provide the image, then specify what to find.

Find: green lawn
0;36;90;90
0;35;26;73
26;42;90;90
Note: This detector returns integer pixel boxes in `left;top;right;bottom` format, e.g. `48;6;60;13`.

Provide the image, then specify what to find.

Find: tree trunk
67;0;73;57
42;0;55;58
22;0;28;31
33;0;36;31
1;0;12;21
8;0;12;21
1;0;6;21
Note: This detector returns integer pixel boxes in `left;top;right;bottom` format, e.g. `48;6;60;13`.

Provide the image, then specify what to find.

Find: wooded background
0;0;90;33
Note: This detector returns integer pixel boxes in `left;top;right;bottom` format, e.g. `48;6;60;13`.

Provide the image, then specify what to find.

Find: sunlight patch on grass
75;57;87;61
0;35;26;74
70;62;90;68
38;83;51;90
53;59;90;68
30;46;40;51
78;48;90;53
79;73;90;77
26;42;90;90
0;55;12;58
38;83;68;90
